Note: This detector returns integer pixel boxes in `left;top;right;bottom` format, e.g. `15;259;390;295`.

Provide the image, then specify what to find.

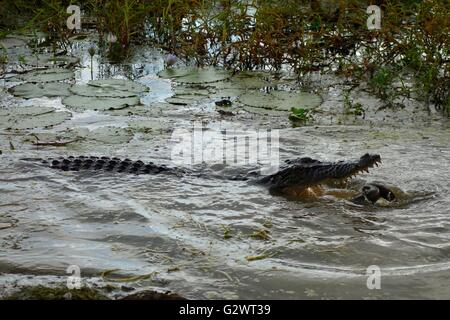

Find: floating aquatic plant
289;107;313;123
10;68;74;83
238;90;322;111
62;95;140;111
0;106;71;129
158;67;232;84
128;120;169;134
69;79;148;98
23;53;79;68
87;79;149;94
10;82;71;99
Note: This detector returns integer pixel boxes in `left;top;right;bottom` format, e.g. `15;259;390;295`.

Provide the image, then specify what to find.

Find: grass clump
289;107;312;124
4;285;110;300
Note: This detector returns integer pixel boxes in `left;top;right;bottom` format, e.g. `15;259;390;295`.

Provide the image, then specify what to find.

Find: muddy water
0;37;449;299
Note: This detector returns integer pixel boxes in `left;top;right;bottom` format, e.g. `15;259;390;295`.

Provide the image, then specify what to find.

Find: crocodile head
258;153;382;193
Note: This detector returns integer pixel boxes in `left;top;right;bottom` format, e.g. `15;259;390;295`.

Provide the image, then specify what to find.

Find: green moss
5;285;110;300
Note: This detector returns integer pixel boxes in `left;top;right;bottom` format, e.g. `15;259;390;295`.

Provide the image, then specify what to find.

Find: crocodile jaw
261;153;382;193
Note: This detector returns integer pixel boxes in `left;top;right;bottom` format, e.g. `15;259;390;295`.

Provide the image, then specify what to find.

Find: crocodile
21;153;395;204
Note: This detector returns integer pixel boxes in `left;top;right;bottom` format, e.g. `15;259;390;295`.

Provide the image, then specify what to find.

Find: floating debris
249;229;271;241
0;222;14;230
245;251;277;262
101;269;158;282
120;290;186;300
215;99;232;107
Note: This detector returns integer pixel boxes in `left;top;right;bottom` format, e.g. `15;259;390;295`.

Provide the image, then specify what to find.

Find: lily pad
0;109;71;130
62;95;140;111
72;126;134;144
66;79;147;106
173;86;211;96
0;106;55;116
128;120;169;134
69;84;140;98
230;71;273;88
208;87;245;99
158;67;232;84
10;82;71;99
165;94;207;105
242;105;288;116
87;79;149;94
209;71;273;90
23;53;79;67
238;90;322;111
11;68;75;83
27;126;133;145
157;67;195;79
104;103;177;117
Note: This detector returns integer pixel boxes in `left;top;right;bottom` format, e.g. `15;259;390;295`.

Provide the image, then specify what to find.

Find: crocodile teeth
375;163;379;167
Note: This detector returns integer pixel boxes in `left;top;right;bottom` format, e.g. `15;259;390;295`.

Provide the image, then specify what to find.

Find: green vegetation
4;285;110;300
289;107;312;124
343;90;364;116
0;0;448;114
